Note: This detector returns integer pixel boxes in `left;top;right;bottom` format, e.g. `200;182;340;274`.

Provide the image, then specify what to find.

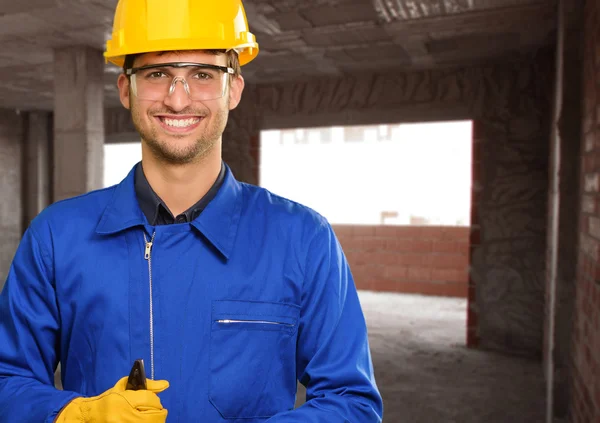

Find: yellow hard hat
104;0;259;68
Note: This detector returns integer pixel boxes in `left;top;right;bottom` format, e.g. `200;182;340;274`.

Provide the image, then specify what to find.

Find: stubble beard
131;100;229;165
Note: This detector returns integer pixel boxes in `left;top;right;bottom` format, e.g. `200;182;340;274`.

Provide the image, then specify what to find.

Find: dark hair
123;49;241;77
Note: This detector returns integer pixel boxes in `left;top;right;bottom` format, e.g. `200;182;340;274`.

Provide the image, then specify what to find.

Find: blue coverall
0;164;383;422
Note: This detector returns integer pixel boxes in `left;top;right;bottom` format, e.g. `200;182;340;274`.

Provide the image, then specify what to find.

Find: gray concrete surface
0;0;556;111
297;291;546;422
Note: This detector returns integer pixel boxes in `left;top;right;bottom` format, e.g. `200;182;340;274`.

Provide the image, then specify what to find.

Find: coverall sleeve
0;227;79;423
267;221;384;422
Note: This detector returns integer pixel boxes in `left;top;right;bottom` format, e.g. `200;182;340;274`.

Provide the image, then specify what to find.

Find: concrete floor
297;291;547;422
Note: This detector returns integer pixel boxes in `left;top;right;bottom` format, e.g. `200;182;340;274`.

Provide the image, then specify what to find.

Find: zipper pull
144;240;153;260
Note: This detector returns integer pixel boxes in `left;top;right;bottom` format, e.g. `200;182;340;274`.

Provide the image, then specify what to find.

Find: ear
228;75;245;110
117;74;131;110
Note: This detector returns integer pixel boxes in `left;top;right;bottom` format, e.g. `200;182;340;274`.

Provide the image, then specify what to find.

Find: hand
55;376;169;423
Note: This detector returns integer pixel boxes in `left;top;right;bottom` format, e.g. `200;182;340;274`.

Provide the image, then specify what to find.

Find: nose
163;77;192;111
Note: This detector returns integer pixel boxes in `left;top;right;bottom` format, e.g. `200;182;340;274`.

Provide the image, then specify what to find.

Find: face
117;51;245;165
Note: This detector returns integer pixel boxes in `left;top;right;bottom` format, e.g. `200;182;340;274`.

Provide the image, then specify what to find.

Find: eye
145;71;168;79
192;71;215;80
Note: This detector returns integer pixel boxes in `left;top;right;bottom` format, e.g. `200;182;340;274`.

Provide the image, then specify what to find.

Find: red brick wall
468;122;483;348
333;225;470;298
573;0;600;421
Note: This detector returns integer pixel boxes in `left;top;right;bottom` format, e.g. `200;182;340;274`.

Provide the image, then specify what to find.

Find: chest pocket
209;300;300;419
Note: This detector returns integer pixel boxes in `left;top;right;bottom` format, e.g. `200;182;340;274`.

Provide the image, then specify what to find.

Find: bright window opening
260;121;473;226
103;142;142;188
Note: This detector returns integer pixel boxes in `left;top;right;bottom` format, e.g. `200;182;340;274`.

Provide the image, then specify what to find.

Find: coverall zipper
217;319;294;327
143;231;156;380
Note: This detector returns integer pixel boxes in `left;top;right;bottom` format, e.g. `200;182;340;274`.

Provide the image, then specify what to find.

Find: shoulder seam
27;226;54;281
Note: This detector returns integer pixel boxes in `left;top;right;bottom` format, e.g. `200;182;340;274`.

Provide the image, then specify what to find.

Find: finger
138;407;169;416
146;379;170;393
138;408;168;422
111;376;130;392
118;390;164;410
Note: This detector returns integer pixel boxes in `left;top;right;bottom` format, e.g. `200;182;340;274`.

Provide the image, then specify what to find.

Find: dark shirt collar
97;163;241;259
134;161;226;225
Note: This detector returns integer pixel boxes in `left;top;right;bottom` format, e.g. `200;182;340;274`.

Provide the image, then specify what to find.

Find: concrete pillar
222;86;260;185
53;47;104;201
23;112;52;227
0;109;23;292
545;0;584;421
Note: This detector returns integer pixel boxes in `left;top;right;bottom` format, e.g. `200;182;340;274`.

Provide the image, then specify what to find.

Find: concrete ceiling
0;0;556;111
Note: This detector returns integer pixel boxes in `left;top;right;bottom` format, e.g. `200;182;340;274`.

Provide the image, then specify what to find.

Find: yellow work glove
54;376;169;423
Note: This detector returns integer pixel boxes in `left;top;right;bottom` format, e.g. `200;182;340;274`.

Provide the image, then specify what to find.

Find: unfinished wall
334;225;469;297
572;0;600;421
240;54;552;357
0;110;23;291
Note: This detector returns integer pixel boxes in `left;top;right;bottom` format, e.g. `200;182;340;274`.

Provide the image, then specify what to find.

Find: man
0;0;383;422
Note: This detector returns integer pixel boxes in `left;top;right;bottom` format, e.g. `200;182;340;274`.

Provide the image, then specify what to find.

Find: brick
359;252;379;265
434;282;468;298
393;226;424;239
433;240;468;254
586;86;595;113
371;279;398;292
590;216;600;240
352;275;371;290
407;267;431;282
346;252;366;266
431;268;469;283
585;173;600;192
361;237;385;252
440;227;470;241
384;265;408;279
373;226;397;237
418;227;442;240
351;225;376;236
584;115;594;133
385;238;416;252
335;235;351;246
411;240;433;253
395;254;426;266
582;195;597;214
586;131;596;152
374;252;402;266
427;253;468;269
584;155;596;172
361;264;386;279
332;225;353;237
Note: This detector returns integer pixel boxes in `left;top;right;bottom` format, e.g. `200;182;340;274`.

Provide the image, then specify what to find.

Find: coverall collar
95;162;242;260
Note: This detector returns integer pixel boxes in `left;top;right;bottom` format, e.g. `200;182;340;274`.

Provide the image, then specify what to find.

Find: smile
160;117;201;128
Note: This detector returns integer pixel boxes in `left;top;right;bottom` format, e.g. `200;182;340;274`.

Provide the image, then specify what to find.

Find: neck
140;145;222;217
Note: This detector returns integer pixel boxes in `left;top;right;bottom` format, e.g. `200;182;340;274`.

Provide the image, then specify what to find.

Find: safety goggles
126;62;234;101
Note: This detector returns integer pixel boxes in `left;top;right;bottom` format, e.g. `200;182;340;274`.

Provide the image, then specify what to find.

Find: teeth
163;118;200;128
